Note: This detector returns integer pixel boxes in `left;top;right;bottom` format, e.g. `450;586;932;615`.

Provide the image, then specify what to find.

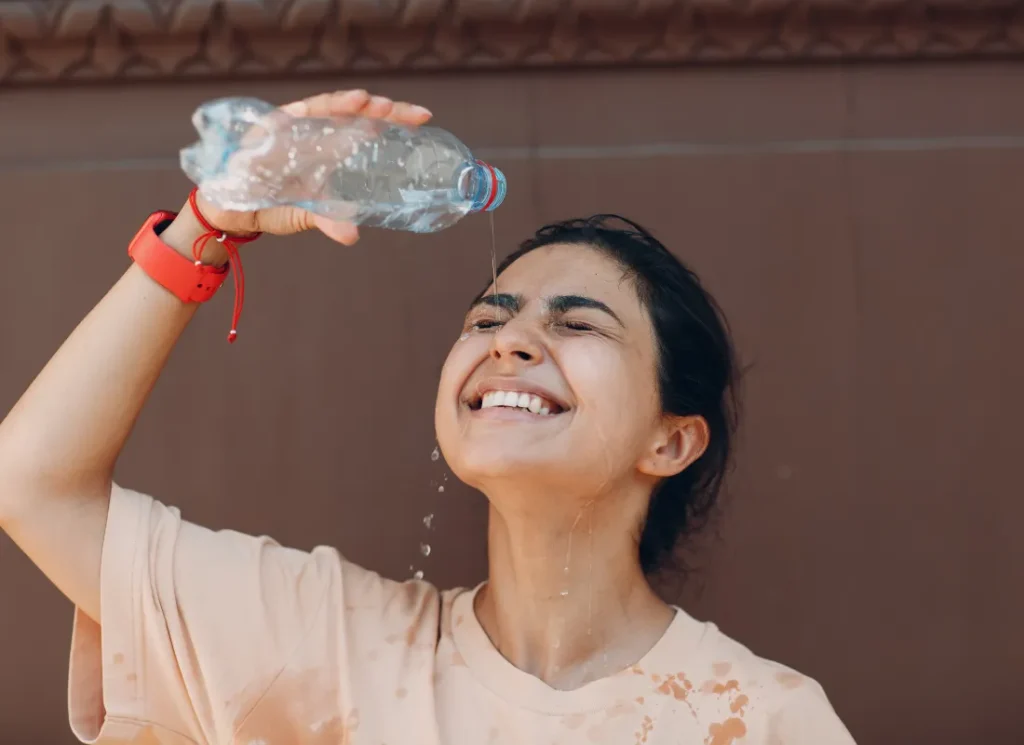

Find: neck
474;490;674;690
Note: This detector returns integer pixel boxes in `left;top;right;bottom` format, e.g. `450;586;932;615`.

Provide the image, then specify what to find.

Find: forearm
0;201;229;619
0;204;214;511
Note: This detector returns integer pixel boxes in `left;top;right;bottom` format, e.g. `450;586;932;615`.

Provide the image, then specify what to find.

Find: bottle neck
459;161;507;213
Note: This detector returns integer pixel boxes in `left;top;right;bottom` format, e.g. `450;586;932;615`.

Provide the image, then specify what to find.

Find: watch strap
128;210;229;304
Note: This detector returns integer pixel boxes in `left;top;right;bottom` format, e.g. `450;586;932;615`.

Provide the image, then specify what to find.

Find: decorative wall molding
2;1;1023;86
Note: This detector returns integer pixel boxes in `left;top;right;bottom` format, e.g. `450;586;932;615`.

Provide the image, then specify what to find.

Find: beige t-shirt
68;485;856;744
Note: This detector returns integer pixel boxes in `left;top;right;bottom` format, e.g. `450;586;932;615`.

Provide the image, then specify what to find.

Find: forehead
495;243;643;312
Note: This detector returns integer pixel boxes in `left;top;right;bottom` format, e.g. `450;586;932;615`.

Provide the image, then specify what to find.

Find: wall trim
2;1;1023;86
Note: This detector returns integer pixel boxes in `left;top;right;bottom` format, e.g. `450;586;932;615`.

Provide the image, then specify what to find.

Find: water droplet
413;570;424;580
420;543;431;557
423;513;434;529
559;589;569;597
458;333;470;342
553;638;561;649
430;447;440;462
437;485;445;493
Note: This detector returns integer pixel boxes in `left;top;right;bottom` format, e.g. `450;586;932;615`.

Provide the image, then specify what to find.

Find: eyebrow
470;293;623;326
471;292;521;313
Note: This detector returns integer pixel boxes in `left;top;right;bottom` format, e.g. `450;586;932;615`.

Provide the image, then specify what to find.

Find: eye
470;318;504;331
559;320;594;332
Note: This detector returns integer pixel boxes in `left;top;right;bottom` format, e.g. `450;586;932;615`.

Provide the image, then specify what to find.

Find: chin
435;405;588;498
447;443;593;505
447;444;550;486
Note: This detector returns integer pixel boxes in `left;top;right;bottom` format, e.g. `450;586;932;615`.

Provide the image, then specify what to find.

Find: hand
192;89;433;247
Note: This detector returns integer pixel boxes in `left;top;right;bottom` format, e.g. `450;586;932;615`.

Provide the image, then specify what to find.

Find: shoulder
696;621;821;695
679;615;857;743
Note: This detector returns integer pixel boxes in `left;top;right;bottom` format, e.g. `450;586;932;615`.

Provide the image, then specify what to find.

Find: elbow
0;443;111;530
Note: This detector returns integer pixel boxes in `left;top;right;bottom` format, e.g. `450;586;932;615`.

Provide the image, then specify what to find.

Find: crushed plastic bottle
180;97;506;234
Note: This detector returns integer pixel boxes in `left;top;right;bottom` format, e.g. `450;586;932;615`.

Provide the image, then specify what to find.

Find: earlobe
639;416;710;479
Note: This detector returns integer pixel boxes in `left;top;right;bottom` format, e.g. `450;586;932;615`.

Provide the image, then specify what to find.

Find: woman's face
435;243;678;510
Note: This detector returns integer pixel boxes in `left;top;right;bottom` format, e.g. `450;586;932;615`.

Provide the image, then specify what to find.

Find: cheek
565;344;660;435
569;343;656;407
436;336;486;409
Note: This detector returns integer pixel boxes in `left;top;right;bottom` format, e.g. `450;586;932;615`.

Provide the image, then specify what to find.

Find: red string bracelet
187;187;262;343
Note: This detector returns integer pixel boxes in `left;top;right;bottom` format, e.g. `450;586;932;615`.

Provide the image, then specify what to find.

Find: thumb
313;215;360;246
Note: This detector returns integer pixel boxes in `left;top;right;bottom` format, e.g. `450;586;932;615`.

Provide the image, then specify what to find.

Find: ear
637;415;710;479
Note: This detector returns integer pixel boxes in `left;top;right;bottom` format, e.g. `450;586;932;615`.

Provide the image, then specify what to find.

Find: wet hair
492;216;739;576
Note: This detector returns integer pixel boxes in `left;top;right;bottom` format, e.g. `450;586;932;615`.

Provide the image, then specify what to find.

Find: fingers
249;204;359;245
313;216;360;246
385;101;433;126
362;95;395;120
280;89;370;118
280;90;432;127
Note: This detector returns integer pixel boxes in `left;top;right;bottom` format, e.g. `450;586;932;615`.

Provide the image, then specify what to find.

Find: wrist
128;190;260;342
159;203;231;267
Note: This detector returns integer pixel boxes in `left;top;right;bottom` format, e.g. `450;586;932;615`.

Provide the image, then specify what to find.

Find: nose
489;318;543;366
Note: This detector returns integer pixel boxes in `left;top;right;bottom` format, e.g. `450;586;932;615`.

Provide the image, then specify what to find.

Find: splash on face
435;243;677;511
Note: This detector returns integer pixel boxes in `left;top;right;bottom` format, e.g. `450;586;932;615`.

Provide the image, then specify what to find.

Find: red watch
127;210;229;304
128;190;262;342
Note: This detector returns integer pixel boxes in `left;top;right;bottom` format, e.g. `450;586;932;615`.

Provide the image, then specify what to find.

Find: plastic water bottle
180;97;506;234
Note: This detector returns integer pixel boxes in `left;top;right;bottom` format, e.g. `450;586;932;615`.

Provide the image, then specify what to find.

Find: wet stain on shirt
711;679;740;696
705;717;747;745
232;670;358;745
127;725;166;744
633;715;655;744
775;671;804;689
730;694;749;715
562;713;587;730
655;673;694;702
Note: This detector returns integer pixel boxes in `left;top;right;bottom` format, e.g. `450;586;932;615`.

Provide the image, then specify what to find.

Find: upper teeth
480;390;554;415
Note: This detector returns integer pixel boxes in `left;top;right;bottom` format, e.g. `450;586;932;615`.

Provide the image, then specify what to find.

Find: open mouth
467;389;567;416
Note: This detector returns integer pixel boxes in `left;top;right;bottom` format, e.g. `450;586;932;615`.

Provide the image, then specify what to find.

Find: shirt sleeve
769;678;858;745
68;484;342;744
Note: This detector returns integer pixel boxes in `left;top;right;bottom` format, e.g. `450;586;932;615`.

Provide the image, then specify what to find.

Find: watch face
154;217;176;236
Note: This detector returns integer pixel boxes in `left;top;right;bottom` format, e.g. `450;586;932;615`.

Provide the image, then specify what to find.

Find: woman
0;90;855;744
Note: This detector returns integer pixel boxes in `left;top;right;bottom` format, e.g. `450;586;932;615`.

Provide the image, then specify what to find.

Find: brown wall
1;63;1022;744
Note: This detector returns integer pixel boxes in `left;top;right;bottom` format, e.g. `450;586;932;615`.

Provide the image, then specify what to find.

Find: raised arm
0;89;431;622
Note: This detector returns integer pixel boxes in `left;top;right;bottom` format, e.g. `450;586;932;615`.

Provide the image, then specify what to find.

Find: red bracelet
127;188;261;342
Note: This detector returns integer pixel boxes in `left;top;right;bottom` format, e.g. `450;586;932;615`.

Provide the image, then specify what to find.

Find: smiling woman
457;217;739;574
0;90;856;745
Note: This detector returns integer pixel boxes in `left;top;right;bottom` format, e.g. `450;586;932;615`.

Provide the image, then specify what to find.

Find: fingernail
412;105;432;117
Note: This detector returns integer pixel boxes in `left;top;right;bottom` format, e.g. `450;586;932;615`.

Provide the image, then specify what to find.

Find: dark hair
492;215;739;576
